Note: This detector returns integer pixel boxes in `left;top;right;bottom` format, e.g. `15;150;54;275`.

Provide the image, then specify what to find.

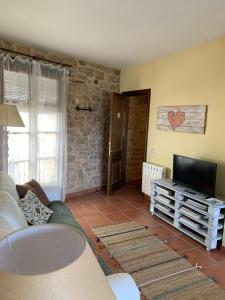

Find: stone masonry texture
0;38;120;194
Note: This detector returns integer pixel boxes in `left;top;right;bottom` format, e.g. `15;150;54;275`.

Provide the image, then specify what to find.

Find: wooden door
107;92;128;195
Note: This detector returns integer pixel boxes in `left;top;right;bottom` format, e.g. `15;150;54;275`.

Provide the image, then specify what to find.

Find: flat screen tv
173;155;217;197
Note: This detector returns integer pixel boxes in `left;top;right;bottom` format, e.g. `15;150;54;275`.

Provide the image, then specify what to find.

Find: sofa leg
106;273;140;300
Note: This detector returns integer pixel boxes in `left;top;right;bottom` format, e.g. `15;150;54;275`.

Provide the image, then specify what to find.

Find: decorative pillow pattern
18;190;53;225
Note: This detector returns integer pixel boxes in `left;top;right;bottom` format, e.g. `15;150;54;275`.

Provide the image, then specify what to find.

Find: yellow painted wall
121;36;225;196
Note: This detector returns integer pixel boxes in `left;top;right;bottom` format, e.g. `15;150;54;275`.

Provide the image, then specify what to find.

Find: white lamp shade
0;224;116;300
0;104;24;127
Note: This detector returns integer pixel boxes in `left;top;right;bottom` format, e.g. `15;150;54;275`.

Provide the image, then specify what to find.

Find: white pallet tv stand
151;178;225;251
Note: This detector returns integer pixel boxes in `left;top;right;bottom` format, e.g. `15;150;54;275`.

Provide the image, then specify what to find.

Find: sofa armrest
0;191;28;237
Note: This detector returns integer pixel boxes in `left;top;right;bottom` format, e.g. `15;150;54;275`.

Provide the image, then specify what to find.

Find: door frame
122;88;151;182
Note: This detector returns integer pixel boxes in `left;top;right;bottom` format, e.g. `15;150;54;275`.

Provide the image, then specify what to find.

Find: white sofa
0;172;140;300
0;172;28;239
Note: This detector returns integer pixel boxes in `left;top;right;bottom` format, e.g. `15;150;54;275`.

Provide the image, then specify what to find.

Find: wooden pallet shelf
151;178;225;251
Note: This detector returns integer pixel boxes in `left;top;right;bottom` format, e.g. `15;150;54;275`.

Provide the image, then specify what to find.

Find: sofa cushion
16;179;50;207
18;190;53;225
48;201;87;235
16;184;28;198
0;171;20;202
48;201;94;249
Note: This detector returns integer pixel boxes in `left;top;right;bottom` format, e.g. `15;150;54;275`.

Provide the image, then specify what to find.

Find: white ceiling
0;0;225;67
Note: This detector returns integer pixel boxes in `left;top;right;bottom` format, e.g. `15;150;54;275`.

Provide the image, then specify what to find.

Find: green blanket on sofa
48;201;112;276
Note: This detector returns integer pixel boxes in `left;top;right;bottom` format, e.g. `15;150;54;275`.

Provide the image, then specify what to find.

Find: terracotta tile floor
66;183;225;298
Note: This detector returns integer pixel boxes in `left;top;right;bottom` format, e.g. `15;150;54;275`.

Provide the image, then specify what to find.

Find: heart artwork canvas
157;105;207;134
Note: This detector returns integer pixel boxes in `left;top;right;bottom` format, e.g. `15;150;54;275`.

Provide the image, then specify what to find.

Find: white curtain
0;54;69;201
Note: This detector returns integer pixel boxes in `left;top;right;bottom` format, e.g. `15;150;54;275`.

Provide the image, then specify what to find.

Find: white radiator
142;162;166;196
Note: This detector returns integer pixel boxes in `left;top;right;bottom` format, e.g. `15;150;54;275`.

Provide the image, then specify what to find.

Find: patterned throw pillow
18;190;53;225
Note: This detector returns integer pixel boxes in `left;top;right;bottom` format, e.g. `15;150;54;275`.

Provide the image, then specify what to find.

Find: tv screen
173;155;217;197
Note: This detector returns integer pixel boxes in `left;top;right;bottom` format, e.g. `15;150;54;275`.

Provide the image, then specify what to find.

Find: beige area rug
93;221;225;300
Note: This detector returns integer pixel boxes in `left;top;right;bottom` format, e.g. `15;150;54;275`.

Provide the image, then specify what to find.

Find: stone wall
0;38;120;194
126;95;148;182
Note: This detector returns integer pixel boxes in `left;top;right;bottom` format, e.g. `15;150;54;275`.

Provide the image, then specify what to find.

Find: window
4;71;59;186
4;70;30;183
1;55;68;201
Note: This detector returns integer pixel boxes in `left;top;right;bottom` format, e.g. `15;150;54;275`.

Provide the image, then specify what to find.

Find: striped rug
93;221;225;300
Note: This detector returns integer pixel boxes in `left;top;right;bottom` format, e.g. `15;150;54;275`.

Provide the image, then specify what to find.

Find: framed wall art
157;105;207;134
